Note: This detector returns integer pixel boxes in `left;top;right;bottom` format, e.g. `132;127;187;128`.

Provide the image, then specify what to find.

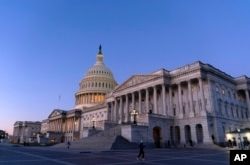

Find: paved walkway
0;143;229;165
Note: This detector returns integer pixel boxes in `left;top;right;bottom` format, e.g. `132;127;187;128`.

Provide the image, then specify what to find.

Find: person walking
67;141;71;149
137;140;145;161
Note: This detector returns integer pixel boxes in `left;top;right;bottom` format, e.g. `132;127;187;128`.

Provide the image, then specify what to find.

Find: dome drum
75;46;117;108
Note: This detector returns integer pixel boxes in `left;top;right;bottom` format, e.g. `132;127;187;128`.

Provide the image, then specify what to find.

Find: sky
0;0;250;134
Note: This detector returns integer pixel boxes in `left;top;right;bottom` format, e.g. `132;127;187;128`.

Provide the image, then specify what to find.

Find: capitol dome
75;45;117;108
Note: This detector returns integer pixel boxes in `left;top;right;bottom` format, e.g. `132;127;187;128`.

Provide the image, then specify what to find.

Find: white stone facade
40;119;49;134
13;121;41;143
43;46;250;147
106;61;250;146
80;104;108;138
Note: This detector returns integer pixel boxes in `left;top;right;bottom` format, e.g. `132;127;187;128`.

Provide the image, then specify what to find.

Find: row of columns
109;78;206;123
49;117;79;133
76;93;105;105
49;119;63;132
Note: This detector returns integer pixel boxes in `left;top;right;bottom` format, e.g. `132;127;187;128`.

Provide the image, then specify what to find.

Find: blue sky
0;0;250;134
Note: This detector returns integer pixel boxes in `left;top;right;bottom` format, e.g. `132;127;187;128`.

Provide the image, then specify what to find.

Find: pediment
48;109;66;118
114;75;161;92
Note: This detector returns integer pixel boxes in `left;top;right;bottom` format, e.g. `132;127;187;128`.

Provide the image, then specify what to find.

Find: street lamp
130;109;138;125
237;128;242;150
91;117;96;129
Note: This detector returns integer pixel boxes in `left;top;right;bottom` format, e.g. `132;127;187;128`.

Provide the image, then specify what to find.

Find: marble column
153;86;158;114
111;102;114;122
87;94;89;104
199;78;206;115
119;97;123;123
207;78;216;114
146;89;149;113
125;94;129;122
138;91;142;114
114;99;117;123
162;84;166;116
88;94;91;103
73;117;75;136
178;83;183;118
188;80;194;117
169;87;172;116
132;92;135;109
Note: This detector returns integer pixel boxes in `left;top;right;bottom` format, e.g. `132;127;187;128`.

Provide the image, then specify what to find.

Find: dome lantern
96;44;104;64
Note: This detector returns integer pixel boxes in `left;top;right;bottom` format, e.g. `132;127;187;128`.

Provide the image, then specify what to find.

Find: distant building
13;121;41;143
40;119;49;134
47;109;82;143
0;130;8;142
44;46;250;147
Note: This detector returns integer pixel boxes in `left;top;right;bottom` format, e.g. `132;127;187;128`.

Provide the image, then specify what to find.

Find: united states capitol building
40;46;250;147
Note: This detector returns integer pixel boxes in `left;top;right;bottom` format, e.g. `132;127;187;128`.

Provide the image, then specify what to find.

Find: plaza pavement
0;143;229;165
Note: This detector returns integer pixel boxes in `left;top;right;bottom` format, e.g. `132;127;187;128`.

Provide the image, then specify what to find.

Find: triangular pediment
48;109;66;118
114;75;161;92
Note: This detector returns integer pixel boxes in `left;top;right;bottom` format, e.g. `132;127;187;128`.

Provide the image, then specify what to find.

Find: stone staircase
52;125;136;150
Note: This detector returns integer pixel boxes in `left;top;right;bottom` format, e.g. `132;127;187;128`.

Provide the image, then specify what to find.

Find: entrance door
196;124;204;143
175;126;180;145
185;125;191;144
153;126;161;148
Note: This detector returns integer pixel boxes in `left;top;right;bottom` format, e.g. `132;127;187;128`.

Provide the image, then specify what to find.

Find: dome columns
75;93;106;106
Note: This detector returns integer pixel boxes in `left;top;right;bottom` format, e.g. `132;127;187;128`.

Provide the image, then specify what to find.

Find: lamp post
91;117;96;129
130;109;138;125
237;129;242;150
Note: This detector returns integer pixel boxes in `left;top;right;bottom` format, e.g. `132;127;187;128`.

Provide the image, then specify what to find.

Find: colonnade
76;93;106;105
49;118;63;132
108;78;206;124
49;117;79;133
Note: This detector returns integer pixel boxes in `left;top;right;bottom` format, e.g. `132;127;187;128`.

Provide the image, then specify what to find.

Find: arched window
102;82;104;87
95;82;97;87
99;82;101;87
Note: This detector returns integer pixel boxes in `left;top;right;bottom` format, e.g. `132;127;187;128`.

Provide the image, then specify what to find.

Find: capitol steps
51;125;137;150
